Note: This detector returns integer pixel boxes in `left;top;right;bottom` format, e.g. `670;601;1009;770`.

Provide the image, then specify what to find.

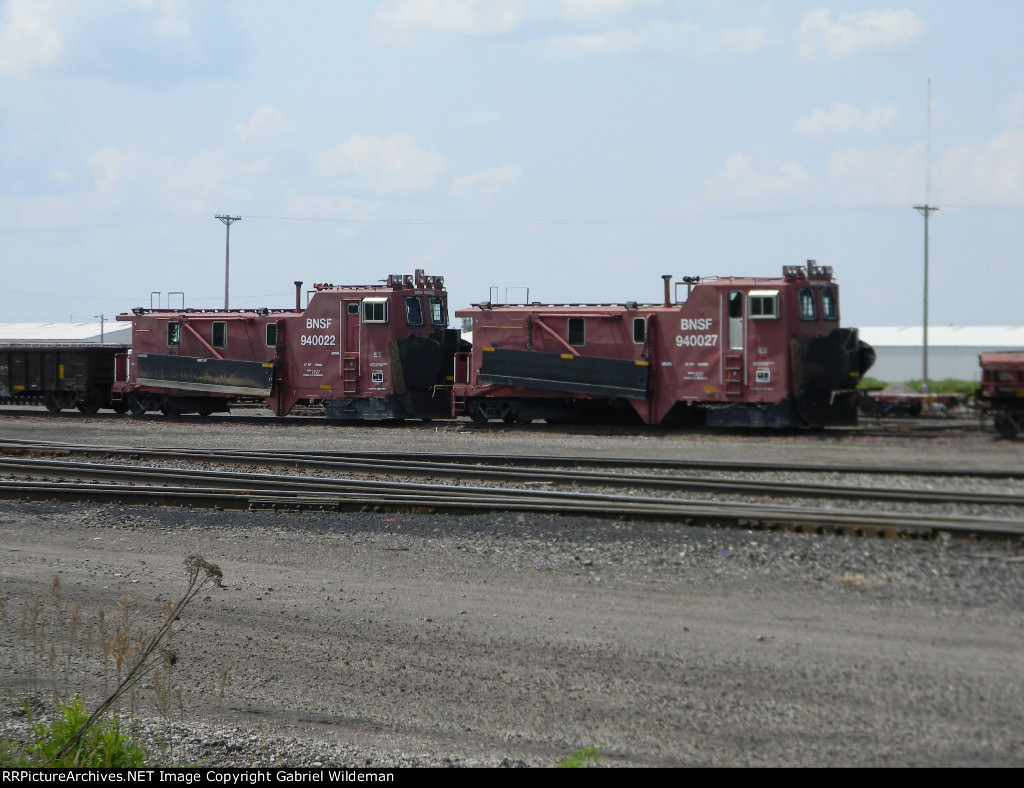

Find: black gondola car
0;343;128;413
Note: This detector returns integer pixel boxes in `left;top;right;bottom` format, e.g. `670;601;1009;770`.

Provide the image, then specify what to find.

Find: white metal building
0;321;132;345
858;326;1024;382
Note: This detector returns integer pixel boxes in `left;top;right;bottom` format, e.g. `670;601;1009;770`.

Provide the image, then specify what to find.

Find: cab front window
430;297;446;325
798;288;817;320
822;288;837;320
405;296;424;326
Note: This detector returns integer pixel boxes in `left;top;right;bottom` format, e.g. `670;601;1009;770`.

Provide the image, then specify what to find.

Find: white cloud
450;164;522;197
558;0;664;26
317;134;449;195
548;21;765;58
825;144;924;204
374;1;765;56
941;130;1024;202
794;102;899;137
796;8;927;58
707;152;819;203
374;0;525;38
0;0;66;75
0;0;244;85
235;105;289;143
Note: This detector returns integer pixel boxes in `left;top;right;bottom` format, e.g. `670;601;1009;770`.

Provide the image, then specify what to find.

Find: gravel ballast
0;412;1023;767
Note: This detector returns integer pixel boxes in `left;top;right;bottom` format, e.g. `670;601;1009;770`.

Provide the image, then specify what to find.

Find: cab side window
568;317;585;347
362;299;388;323
167;322;181;347
212;321;227;349
633;317;647;344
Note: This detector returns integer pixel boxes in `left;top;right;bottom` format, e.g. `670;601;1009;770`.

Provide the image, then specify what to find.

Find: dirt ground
1;413;1023;767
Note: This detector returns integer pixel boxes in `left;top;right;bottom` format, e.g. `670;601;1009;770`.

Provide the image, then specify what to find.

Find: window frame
404;296;424;326
265;322;278;347
748;290;779;320
798;288;817;321
429;297;447;326
821;288;838;321
212;321;227;349
362;297;389;324
167;322;182;348
632;317;647;345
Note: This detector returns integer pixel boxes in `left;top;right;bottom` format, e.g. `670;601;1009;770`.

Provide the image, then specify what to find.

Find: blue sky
1;0;1022;328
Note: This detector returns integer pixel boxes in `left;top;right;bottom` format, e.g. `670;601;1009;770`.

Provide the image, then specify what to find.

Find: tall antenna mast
914;79;938;395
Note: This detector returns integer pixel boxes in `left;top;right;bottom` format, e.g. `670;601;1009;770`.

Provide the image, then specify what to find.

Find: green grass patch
557;746;602;768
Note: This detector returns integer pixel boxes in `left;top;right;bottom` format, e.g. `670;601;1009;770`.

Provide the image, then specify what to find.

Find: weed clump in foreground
557;747;602;768
1;556;224;767
3;696;145;768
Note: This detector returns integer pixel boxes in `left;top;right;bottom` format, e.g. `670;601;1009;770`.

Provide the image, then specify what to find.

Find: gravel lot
1;412;1023;767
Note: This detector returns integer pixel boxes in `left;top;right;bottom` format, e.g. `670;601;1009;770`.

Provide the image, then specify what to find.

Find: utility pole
913;79;937;395
93;314;105;342
913;203;938;394
215;215;241;309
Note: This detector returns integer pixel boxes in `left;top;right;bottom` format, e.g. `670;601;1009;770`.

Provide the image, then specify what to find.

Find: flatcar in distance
454;261;875;428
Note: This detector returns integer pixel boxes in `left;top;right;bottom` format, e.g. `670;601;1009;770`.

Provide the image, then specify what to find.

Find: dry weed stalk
45;556;223;766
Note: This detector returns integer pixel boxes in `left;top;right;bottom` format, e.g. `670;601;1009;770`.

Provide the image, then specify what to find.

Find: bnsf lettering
680;318;713;330
306;318;333;329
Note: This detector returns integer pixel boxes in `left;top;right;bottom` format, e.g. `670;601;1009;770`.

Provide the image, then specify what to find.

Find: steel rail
0;457;1022;540
0;451;1016;508
1;441;1022;505
0;479;1021;540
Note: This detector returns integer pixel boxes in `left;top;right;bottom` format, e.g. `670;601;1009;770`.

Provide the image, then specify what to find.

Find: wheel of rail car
502;413;518;424
42;394;62;413
468;407;488;424
128;399;147;416
111;401;130;414
994;415;1019;439
76;390;102;415
196;408;214;417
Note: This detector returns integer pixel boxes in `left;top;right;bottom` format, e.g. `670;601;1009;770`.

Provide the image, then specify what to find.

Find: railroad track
0;441;1021;543
2;438;1022;479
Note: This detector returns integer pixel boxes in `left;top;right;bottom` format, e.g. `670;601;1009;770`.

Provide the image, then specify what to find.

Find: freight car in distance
977;352;1024;438
0;343;128;413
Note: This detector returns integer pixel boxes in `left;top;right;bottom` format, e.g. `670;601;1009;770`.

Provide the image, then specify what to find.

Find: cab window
822;288;837;320
429;297;447;326
749;290;779;319
633;317;647;344
167;322;181;347
568;317;585;347
405;296;424;326
212;321;227;348
362;298;388;323
266;323;278;347
798;289;817;320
